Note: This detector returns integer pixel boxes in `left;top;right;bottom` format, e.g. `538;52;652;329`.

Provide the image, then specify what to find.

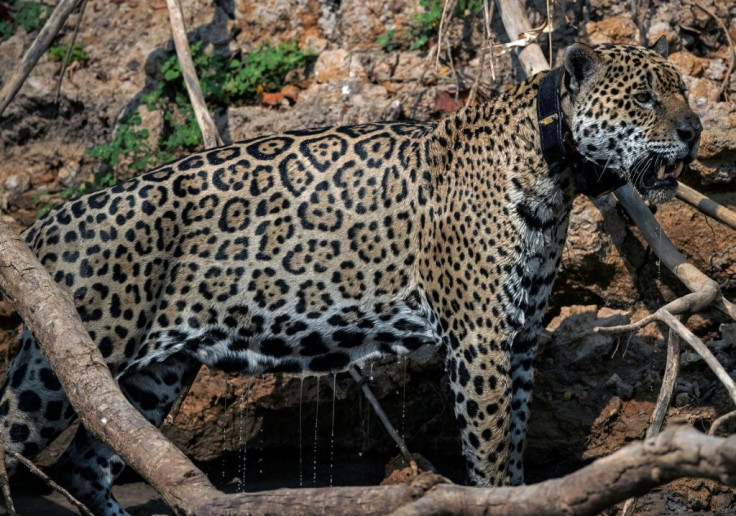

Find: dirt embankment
1;0;735;514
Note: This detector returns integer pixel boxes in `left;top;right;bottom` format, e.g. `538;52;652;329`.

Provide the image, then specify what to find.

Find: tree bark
0;222;219;515
4;217;736;514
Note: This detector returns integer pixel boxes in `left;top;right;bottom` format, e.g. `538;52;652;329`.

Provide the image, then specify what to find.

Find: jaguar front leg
508;331;539;485
444;330;513;487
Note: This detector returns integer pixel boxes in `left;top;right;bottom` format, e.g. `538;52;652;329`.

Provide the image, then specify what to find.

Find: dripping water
258;415;264;476
237;376;255;491
221;374;229;484
657;225;662;281
312;375;320;486
400;356;408;441
329;373;336;487
237;386;246;492
298;375;304;487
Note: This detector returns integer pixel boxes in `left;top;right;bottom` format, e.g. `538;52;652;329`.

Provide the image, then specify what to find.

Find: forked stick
0;447;94;516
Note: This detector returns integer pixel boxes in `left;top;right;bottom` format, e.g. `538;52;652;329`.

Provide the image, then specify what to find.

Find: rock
606;373;634;400
3;174;31;200
545;305;628;366
314;49;352;83
584;17;638;45
670;51;709;77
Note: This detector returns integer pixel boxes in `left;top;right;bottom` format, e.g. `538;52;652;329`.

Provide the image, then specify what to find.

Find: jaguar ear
650;35;669;58
563;43;603;92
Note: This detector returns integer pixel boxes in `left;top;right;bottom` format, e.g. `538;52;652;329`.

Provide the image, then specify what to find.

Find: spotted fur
0;42;700;515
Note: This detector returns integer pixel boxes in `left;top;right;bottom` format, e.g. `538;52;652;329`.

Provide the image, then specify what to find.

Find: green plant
377;29;400;52
224;40;315;102
81;39;316;205
377;0;484;51
49;41;90;64
0;1;51;42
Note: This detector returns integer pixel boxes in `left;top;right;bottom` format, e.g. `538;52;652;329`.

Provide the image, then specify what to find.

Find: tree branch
0;221;220;515
676;181;736;231
165;0;223;148
0;0;84;118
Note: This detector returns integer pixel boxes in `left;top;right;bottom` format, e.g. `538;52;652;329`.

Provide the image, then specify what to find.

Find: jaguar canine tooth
674;162;684;178
657;163;666;179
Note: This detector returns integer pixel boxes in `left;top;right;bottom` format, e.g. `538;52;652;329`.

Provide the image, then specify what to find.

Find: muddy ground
1;0;736;514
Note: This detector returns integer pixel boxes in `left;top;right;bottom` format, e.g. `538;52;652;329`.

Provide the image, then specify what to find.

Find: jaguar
0;39;701;515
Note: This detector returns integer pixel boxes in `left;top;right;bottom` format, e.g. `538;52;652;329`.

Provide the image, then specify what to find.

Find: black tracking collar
536;67;626;197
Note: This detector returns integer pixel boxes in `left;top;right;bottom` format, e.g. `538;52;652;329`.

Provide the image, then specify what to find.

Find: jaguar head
563;38;702;204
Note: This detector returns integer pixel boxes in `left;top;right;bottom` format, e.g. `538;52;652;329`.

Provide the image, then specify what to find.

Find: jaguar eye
635;91;653;104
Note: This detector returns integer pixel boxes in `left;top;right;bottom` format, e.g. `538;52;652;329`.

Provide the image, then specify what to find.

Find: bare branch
435;0;458;70
0;447;16;516
614;184;735;321
53;0;89;105
494;0;549;77
0;0;83;118
710;410;736;436
199;425;736;515
0;221;219;515
165;0;224;148
348;366;416;469
621;328;681;516
2;448;94;516
658;309;736;406
677;181;736;231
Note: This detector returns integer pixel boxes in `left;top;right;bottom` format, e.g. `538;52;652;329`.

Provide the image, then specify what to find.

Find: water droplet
329;373;336;487
221;374;229;484
313;375;320;486
401;356;408;441
298;375;304;488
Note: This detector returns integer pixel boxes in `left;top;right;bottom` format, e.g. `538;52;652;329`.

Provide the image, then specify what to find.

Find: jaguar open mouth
633;158;685;203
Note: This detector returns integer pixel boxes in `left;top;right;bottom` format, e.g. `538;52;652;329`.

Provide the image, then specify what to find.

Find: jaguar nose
676;113;702;149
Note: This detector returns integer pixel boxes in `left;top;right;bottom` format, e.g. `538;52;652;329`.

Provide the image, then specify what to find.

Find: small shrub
78;39;317;210
377;0;484;51
48;42;90;65
0;1;51;41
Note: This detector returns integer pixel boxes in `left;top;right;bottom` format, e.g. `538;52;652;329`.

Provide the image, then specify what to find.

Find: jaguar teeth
657;164;666;179
674;162;684;178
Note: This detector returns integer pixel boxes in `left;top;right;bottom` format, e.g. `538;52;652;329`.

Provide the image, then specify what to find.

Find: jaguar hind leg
0;329;76;474
54;352;200;516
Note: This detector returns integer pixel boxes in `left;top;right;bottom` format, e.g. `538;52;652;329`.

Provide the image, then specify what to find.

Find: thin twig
677;181;736;231
348;366;416;468
0;0;83;118
435;0;458;71
2;448;94;516
710;410;736;436
599;308;736;408
692;0;734;101
54;0;89;105
0;446;16;516
484;0;496;81
446;44;461;106
658;309;736;406
467;0;496;106
621;328;681;516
